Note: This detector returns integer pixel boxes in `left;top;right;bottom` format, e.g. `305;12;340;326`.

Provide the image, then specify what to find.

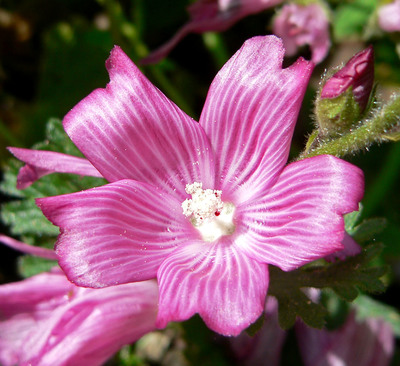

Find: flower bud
316;46;374;136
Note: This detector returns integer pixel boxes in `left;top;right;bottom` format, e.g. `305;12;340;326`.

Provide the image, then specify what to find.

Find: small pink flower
321;46;374;113
273;3;331;64
378;0;400;33
143;0;284;64
11;36;364;336
0;266;158;366
296;311;394;366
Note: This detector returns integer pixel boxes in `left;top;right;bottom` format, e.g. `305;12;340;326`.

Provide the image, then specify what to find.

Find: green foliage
1;118;106;277
18;255;58;278
334;0;378;40
344;206;387;244
269;244;387;329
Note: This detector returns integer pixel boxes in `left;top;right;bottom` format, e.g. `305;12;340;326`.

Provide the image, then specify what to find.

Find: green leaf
352;218;387;243
354;295;400;337
269;244;387;329
334;0;378;40
17;255;58;278
275;287;328;330
344;206;363;234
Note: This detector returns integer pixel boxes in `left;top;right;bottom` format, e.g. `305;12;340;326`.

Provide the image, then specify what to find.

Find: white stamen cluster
182;182;224;226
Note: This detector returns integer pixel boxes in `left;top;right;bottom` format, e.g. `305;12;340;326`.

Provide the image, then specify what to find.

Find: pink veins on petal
35;35;364;336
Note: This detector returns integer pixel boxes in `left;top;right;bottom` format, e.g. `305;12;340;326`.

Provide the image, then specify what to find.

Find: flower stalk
300;94;400;159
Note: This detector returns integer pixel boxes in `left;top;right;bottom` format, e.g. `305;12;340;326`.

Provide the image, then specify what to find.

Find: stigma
182;182;235;242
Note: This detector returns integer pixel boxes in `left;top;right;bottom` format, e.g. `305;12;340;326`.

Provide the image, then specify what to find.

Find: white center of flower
182;182;235;242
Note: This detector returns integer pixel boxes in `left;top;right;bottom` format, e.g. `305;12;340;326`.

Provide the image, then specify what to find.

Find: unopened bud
316;46;374;136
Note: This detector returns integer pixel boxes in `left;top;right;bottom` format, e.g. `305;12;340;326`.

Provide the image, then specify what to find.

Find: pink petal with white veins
0;269;73;366
37;180;196;288
64;46;215;200
8;148;102;189
156;239;269;336
236;155;364;271
199;36;313;204
0;270;158;366
23;280;159;366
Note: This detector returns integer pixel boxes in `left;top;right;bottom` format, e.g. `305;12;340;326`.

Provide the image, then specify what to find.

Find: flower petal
199;36;313;204
0;235;57;260
236;155;364;271
63;46;214;199
0;270;159;366
8;148;103;189
156;239;269;336
23;280;159;366
37;180;196;288
0;269;73;366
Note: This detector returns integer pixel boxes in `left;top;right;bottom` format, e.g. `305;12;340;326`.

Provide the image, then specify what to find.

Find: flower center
182;182;235;242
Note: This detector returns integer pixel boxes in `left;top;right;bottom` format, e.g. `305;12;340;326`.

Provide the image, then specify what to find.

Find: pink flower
273;3;331;64
296;311;394;366
143;0;284;64
321;46;374;113
0;265;158;366
11;36;364;336
378;0;400;33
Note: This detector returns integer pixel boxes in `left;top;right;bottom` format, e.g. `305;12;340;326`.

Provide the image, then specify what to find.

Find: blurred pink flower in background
230;297;394;366
143;0;284;63
296;311;394;366
273;3;331;64
0;255;158;366
378;0;400;33
10;36;363;336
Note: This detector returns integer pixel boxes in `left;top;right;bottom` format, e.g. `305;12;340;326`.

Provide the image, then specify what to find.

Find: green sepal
315;87;361;137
